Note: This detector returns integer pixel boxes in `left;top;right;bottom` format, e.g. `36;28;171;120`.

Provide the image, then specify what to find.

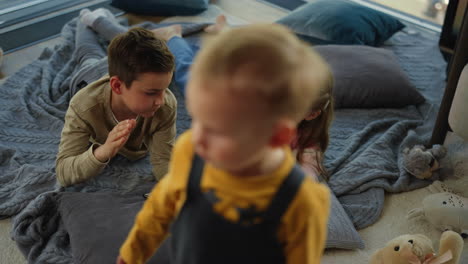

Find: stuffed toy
402;144;447;180
407;191;468;238
369;230;464;264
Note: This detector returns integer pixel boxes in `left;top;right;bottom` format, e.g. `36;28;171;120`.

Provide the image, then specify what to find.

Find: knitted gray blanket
3;18;445;262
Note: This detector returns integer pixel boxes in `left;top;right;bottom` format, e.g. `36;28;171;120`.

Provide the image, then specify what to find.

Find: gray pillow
327;189;364;249
315;45;425;108
58;184;364;263
58;185;167;264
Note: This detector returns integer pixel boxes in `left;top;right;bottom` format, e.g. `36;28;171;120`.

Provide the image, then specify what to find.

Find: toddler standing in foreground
118;24;332;264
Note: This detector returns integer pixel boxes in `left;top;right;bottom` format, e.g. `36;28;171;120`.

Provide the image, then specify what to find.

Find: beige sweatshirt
55;76;177;186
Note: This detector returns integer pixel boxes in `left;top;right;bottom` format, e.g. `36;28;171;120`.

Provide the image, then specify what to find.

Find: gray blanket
3;18;446;262
326;29;447;228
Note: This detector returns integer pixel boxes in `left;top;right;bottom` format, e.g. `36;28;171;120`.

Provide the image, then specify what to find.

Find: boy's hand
116;255;126;264
94;119;136;162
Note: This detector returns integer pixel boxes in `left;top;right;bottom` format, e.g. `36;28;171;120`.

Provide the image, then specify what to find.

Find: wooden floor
0;1;287;263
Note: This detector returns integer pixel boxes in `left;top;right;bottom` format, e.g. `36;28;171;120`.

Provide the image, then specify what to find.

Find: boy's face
186;76;275;174
120;72;173;118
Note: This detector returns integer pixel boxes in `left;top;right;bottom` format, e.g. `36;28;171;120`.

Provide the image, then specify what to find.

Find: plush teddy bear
402;144;447;180
370;230;464;264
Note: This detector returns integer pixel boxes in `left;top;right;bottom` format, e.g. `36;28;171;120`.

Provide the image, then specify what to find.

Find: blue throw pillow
111;0;209;16
277;0;405;46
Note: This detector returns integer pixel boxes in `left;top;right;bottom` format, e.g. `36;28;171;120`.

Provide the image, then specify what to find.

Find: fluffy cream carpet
0;219;26;264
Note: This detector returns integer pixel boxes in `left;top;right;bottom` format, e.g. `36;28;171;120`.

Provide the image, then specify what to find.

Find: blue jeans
167;36;199;95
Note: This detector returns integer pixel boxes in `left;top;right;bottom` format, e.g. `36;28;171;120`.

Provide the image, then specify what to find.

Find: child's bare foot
151;25;182;41
204;15;228;34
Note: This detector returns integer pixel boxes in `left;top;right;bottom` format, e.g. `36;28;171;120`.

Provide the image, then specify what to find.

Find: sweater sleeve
120;131;193;264
55;105;107;186
282;180;331;264
119;175;176;264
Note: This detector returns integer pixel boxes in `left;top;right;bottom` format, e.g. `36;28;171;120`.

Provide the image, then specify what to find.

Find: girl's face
186;76;275;174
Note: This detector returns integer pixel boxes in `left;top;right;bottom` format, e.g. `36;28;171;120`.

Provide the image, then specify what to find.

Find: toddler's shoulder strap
264;164;305;224
186;154;205;198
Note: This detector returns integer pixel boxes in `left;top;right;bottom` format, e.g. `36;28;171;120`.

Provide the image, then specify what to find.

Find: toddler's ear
269;119;296;147
304;110;321;121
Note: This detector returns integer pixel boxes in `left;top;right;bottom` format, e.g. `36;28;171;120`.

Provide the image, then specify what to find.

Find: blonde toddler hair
190;23;331;122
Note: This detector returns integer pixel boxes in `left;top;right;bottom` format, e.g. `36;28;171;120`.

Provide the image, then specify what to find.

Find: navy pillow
277;0;405;46
111;0;209;16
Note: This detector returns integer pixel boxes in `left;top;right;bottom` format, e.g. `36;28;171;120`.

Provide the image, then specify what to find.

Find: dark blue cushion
111;0;209;16
277;0;405;46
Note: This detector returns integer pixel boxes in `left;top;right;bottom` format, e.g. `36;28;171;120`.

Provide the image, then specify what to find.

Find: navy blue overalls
166;155;305;264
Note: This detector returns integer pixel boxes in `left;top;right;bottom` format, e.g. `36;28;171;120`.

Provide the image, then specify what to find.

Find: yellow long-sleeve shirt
120;131;330;264
55;75;177;186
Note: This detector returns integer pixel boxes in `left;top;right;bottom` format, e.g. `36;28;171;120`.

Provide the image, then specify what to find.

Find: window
0;0;116;53
351;0;449;32
0;0;99;29
369;0;448;25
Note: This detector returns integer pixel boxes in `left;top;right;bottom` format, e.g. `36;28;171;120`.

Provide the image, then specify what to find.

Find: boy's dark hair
107;27;175;87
